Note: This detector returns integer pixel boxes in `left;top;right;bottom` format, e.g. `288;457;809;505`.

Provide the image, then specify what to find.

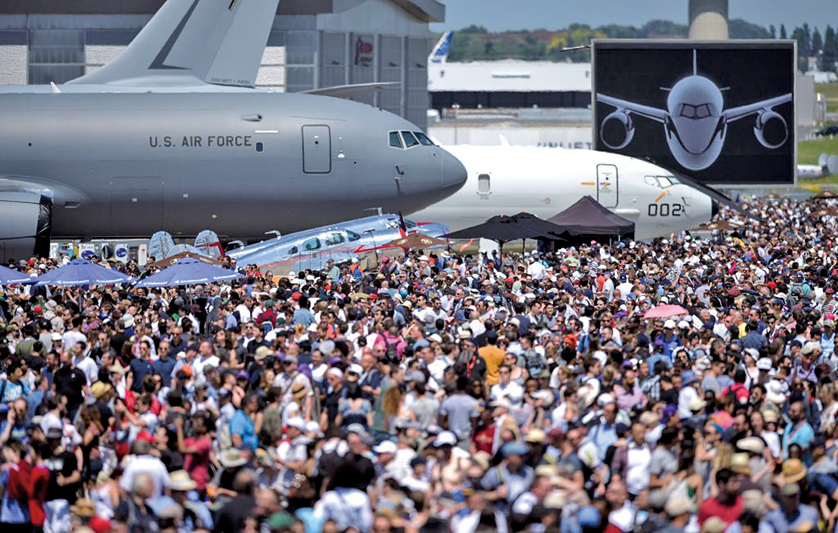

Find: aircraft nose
712;199;719;218
441;149;467;193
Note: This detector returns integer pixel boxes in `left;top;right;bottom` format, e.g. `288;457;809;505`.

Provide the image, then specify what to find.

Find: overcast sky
432;1;838;33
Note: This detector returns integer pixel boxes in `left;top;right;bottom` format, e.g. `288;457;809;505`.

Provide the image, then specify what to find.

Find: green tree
792;27;809;72
770;24;777;38
813;27;823;55
460;25;488;34
780;24;787;39
823;25;838;72
728;19;771;39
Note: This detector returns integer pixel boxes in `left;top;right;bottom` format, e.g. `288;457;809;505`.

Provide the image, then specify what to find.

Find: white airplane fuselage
410;145;716;241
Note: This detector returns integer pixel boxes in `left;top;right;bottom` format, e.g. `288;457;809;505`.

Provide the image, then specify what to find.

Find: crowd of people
0;195;836;533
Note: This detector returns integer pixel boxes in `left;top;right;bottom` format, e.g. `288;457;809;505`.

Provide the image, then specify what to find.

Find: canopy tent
443;212;567;251
0;265;34;285
135;257;243;287
382;232;448;252
546;196;635;241
811;190;838;201
33;259;136;287
145;252;222;271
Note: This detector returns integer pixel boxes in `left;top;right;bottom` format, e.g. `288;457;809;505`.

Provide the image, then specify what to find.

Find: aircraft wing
723;94;792;123
597;94;667;123
69;0;280;88
303;82;400;97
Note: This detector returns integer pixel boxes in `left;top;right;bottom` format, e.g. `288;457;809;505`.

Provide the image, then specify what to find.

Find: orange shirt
479;345;506;386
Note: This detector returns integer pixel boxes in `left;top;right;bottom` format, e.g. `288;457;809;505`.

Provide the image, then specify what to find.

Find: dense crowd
1;195;838;533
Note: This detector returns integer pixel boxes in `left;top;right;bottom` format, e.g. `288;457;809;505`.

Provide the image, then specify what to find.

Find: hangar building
0;0;442;128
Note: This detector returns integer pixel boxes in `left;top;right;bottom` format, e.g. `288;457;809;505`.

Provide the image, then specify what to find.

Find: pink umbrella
643;305;689;319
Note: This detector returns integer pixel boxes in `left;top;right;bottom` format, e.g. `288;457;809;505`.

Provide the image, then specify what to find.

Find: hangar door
302;125;331;174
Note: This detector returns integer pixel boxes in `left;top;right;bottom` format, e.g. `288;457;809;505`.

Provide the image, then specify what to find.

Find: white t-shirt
490;381;524;407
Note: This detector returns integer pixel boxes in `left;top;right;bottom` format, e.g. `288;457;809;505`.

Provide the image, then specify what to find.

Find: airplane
0;0;467;262
596;50;792;171
429;31;454;64
225;213;449;273
409;144;719;241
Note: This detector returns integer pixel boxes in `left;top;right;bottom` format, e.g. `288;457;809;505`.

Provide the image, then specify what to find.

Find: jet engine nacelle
600;110;635;150
0;192;52;262
754;110;788;149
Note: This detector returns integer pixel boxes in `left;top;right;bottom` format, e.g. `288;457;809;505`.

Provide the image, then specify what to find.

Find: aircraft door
302;125;331;174
596;164;618;208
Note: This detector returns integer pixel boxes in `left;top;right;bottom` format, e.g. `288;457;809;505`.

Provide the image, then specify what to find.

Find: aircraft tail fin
429;31;454;64
69;0;280;88
148;231;175;262
195;230;224;259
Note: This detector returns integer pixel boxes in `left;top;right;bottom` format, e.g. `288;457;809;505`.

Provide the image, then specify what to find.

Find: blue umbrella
135;257;243;287
0;265;34;285
33;258;136;287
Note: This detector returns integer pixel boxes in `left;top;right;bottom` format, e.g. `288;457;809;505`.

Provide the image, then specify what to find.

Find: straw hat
779;459;807;484
169;470;197;492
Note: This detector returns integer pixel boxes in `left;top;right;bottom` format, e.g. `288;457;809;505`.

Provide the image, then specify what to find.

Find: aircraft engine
0;192;52;262
754;110;788;149
600;110;635;150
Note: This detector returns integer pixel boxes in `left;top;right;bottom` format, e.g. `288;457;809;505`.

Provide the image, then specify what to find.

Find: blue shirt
230;409;258;450
589;420;618;461
292;308;316;327
783;420;815;460
152;358;176;381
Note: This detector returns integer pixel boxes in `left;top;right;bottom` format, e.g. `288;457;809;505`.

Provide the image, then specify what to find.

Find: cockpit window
646;175;680;189
346;230;361;242
287;246;299;255
302;237;321;251
401;131;420;148
679;103;713;120
414;132;434;146
325;233;344;246
389;131;403;149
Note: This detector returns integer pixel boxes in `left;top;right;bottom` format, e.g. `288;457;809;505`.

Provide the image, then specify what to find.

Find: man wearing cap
274;355;313;421
677;370;701;420
480;441;535;514
766;482;820;533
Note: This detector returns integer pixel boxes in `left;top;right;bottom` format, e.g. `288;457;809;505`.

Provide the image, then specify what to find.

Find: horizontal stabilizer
69;0;280;88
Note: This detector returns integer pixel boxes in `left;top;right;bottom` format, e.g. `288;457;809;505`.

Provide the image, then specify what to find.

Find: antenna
364;206;384;217
693;49;698;76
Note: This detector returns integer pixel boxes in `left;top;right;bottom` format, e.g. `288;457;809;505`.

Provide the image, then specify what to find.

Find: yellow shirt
480;345;506;386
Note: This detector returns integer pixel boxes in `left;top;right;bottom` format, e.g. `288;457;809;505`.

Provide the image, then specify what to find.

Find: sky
431;0;838;33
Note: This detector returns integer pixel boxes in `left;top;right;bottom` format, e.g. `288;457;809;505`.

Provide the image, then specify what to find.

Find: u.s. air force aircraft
0;0;466;261
410;144;719;241
597;50;792;171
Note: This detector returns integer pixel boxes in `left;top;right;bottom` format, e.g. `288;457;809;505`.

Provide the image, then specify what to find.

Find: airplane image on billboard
592;41;796;185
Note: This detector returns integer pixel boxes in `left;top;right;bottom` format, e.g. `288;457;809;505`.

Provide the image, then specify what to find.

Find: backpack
524;349;546;376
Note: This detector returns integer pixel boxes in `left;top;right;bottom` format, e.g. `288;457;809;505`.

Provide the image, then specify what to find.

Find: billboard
592;40;796;185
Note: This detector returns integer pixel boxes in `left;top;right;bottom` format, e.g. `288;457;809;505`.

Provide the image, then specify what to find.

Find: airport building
0;0;443;127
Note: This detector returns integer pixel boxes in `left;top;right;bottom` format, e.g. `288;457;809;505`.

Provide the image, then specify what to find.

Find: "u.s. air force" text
149;135;253;148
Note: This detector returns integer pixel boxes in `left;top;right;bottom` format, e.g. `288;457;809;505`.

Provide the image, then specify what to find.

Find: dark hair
716;468;735;486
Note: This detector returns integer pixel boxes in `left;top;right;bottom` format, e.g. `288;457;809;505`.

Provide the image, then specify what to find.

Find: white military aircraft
410;144;718;241
597;50;792;171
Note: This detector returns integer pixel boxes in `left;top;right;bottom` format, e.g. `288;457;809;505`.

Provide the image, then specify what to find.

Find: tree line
439;21;838;73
